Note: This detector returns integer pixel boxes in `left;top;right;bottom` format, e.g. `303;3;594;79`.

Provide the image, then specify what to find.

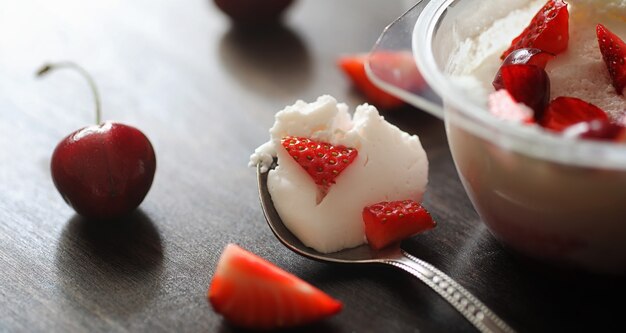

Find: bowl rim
412;0;626;170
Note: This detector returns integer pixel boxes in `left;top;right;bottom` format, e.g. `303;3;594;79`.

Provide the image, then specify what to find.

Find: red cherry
493;48;555;89
494;64;550;118
37;62;156;220
213;0;295;25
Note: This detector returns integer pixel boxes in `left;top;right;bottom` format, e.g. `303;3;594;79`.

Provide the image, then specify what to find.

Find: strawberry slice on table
363;200;436;250
367;51;427;93
338;52;425;110
281;136;357;192
208;244;343;330
493;64;550;117
597;24;626;95
501;0;569;60
540;96;608;132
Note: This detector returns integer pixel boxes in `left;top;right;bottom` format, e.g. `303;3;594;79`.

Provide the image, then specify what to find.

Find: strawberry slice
363;200;436;250
367;51;427;93
281;136;357;192
494;64;550;117
487;89;535;123
501;0;569;60
563;119;626;142
338;52;425;109
493;48;555;89
208;244;343;330
540;96;608;132
597;24;626;95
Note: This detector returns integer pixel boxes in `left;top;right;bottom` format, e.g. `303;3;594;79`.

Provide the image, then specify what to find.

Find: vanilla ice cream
250;95;428;253
450;0;626;122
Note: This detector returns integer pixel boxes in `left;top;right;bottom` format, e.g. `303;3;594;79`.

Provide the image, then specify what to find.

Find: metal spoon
257;162;515;333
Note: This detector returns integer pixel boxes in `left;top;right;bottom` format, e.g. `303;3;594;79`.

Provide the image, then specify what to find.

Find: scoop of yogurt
250;95;428;253
450;0;626;121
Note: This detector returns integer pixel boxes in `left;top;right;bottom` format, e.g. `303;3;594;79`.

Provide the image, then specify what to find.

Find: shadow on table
54;209;164;318
448;225;626;332
218;23;311;97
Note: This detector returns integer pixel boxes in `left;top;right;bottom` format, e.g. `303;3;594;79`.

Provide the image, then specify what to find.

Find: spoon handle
386;250;515;333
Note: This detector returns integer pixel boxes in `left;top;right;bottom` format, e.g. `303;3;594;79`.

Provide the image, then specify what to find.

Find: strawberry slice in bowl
363;200;436;250
208;244;342;330
500;0;569;60
563;119;626;142
597;24;626;95
540;96;608;132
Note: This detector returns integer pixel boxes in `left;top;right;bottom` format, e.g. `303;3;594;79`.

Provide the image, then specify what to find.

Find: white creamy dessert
250;95;428;253
450;0;626;122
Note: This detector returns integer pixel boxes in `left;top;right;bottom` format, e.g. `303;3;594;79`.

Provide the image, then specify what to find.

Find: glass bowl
367;0;626;274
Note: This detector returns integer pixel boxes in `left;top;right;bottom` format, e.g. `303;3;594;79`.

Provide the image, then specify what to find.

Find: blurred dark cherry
214;0;295;26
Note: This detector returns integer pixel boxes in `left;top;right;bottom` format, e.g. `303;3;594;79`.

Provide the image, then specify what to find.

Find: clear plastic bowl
368;0;626;274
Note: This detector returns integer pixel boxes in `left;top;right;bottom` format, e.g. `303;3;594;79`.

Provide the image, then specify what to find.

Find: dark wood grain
1;1;624;332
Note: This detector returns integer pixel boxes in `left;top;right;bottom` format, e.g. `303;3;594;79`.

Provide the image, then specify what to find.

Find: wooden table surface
1;0;624;332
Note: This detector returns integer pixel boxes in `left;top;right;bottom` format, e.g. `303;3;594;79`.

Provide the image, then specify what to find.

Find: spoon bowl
257;162;515;333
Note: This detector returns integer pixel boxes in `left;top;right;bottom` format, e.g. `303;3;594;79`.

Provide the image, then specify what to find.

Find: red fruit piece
495;64;550;117
281;136;357;191
338;54;410;109
487;89;535;123
51;123;156;220
501;0;569;60
493;48;555;88
563;119;626;142
363;200;436;250
367;51;427;94
540;96;608;132
37;62;157;220
597;24;626;95
208;244;342;329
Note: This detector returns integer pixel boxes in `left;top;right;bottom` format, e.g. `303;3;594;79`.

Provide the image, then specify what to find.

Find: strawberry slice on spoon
363;200;436;250
255;163;516;333
281;136;357;193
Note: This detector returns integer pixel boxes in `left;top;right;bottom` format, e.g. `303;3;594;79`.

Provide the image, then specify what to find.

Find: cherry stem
36;61;102;125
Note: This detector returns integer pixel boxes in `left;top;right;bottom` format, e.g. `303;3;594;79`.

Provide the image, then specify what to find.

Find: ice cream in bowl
368;0;626;274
